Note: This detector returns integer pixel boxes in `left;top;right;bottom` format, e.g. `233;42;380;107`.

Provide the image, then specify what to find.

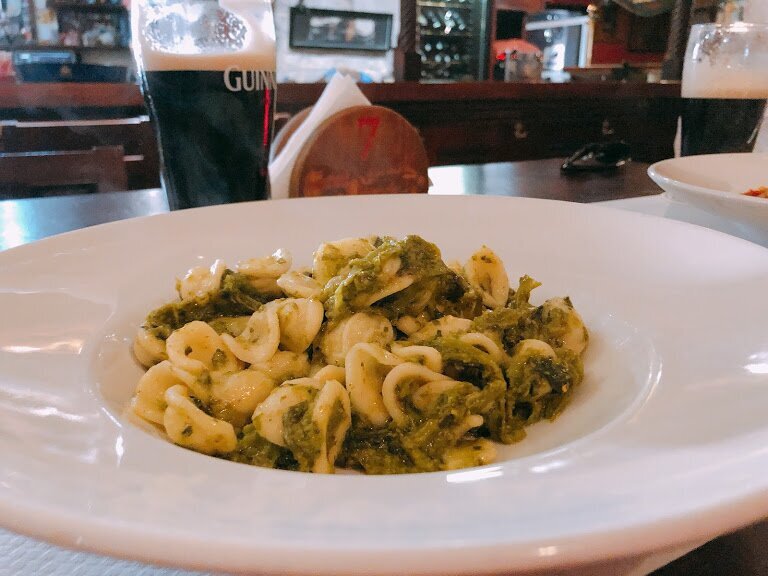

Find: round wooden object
288;105;430;198
270;106;312;162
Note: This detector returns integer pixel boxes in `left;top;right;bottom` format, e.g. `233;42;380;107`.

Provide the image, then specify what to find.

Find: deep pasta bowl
1;194;768;576
648;153;768;236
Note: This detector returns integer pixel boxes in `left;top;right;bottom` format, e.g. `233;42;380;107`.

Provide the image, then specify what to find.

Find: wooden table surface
1;158;767;576
0;159;659;251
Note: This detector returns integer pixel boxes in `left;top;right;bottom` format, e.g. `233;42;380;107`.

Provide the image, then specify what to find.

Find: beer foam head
682;59;768;98
133;0;275;72
682;22;768;99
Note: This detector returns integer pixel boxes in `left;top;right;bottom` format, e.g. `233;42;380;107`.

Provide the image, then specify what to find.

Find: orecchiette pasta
250;350;311;382
133;326;167;368
408;315;472;343
459;332;504;363
318;311;394;367
381;362;451;427
464;246;510;309
540;297;589;355
163;385;237;455
165;321;241;375
220;305;281;364
311;364;347;385
236;249;292;297
274;298;324;353
238;248;292;278
312;237;375;285
210;369;276;428
177;259;227;301
276;270;322;299
411;379;465;411
345;343;403;426
390;343;443;373
310;379;352;474
131;360;196;425
131;235;589;474
252;379;320;447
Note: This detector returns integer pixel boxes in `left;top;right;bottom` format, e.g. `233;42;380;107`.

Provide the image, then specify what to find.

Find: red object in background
591;43;664;65
546;0;591;6
493;38;542;59
0;53;14;78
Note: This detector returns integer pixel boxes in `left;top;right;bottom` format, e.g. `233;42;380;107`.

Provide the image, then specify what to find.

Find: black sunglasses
561;141;632;173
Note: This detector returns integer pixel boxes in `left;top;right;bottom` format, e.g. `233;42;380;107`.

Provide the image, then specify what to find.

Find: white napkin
269;73;371;199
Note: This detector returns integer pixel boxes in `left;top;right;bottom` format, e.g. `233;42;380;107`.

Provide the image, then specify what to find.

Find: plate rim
647;152;768;207
2;194;768;574
1;473;766;575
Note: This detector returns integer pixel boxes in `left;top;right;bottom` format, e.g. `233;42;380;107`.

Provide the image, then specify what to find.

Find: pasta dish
130;235;589;474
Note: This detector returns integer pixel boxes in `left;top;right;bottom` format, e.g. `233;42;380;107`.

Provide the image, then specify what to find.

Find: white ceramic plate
2;195;768;576
648;153;768;234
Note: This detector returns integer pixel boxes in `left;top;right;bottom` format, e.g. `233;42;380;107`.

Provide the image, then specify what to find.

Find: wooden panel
0;81;682;181
0;119;160;190
275;81;681;166
0;82;144;111
0;146;127;199
278;80;681;107
0;81;682;110
386;95;680;165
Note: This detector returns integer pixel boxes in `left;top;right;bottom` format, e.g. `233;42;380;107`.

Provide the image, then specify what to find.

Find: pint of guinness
132;0;276;210
680;23;768;157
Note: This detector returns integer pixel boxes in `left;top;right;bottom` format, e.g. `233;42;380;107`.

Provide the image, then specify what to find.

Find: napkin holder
272;105;430;198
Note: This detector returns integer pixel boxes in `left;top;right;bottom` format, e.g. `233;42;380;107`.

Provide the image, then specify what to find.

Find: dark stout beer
133;1;276;210
141;68;276;209
681;98;766;156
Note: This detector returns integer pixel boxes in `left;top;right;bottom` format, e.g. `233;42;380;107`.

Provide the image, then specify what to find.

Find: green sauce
282;396;322;473
144;271;268;340
227;423;289;469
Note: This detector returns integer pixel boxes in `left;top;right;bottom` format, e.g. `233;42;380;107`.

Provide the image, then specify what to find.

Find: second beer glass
680;23;768;156
132;0;277;210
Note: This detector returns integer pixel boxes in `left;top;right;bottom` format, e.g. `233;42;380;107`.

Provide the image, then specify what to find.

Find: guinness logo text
224;67;277;92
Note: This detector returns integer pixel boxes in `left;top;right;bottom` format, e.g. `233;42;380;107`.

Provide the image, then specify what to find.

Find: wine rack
417;0;486;81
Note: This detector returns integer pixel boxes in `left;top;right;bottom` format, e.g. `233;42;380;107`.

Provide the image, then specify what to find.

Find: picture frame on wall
289;7;393;52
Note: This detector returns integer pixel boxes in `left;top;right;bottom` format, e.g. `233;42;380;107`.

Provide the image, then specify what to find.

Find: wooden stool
273;105;430;198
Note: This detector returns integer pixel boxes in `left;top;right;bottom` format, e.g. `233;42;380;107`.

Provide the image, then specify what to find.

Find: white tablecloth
2;193;766;576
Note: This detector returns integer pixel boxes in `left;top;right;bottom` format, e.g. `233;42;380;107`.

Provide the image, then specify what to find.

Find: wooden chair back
0;146;128;199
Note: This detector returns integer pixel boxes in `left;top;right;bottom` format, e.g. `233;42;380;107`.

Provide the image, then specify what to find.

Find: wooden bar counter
0;80;681;174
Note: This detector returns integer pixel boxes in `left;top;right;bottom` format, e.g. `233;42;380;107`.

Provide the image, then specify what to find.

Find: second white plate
648;153;768;235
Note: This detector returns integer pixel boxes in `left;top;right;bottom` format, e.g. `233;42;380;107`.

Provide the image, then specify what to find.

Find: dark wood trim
0;82;145;110
0;80;681;113
278;80;681;110
394;0;421;81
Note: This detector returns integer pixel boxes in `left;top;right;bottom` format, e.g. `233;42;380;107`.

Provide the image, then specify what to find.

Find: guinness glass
132;0;276;210
680;23;768;156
